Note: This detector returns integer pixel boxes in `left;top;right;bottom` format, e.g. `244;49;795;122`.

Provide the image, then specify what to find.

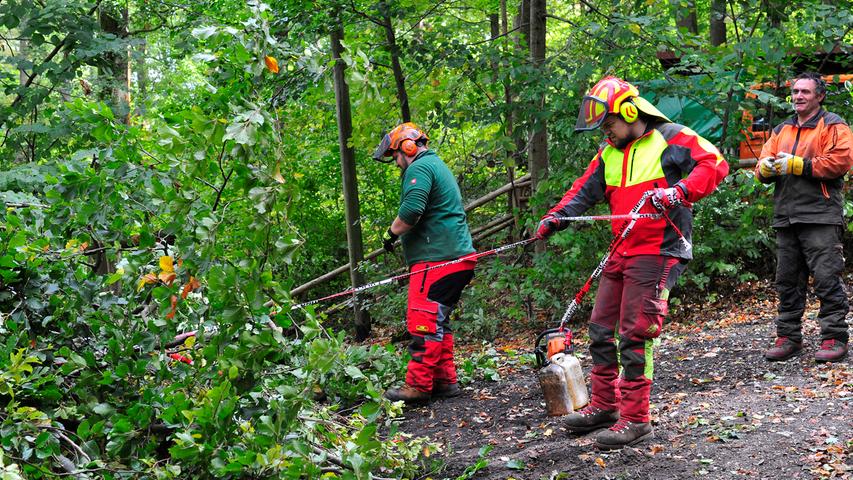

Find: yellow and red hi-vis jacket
548;122;729;260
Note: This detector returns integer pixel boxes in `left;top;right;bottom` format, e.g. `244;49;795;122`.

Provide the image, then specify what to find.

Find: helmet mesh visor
575;96;609;131
372;133;394;162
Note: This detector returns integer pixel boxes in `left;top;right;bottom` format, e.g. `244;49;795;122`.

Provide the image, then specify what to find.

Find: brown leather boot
594;419;653;450
383;384;430;404
432;382;461;399
764;337;802;361
564;405;619;433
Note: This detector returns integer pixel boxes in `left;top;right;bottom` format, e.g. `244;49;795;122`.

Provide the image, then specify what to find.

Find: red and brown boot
383;384;430;404
764;337;802;362
815;339;848;363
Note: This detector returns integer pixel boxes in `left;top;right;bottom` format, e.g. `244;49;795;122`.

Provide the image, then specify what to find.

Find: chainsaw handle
533;327;561;367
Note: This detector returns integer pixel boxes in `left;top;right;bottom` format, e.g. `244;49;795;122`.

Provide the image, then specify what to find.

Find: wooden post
331;24;371;340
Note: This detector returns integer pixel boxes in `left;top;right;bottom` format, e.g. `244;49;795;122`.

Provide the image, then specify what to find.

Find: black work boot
564;405;619;434
764;337;802;361
815;339;848;363
383;384;430;404
594;419;653;450
432;382;461;399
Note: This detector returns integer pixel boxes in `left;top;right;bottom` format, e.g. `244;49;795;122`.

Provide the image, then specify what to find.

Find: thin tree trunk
136;36;149;116
765;0;784;28
673;0;698;34
529;0;548;253
518;0;530;48
710;0;727;46
379;1;410;122
512;0;530;173
331;24;371;340
16;20;30;163
99;3;131;123
498;1;519;239
93;2;130;284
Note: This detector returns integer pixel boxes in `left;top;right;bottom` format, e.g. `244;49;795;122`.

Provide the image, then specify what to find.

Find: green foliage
0;0;849;476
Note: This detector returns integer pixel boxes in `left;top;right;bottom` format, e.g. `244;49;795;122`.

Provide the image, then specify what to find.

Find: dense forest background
0;0;851;477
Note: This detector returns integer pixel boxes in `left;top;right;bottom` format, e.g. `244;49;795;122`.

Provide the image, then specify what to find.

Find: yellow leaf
294;172;304;179
159;256;175;273
264;55;279;73
629;23;641;34
422;446;431;458
273;163;285;184
595;457;606;468
137;273;158;292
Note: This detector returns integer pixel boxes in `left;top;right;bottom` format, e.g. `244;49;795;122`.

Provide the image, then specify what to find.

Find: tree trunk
99;2;130;123
16;19;30;163
765;0;785;28
379;1;410;122
93;2;130;283
498;2;519;239
529;0;548;253
517;0;530;48
331;25;371;340
673;0;698;34
512;0;530;175
710;0;727;46
136;36;149;116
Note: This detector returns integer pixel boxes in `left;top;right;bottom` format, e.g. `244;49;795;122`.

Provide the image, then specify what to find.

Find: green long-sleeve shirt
398;150;474;266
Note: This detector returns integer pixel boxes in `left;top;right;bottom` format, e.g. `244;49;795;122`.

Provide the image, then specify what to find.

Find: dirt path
397;283;852;479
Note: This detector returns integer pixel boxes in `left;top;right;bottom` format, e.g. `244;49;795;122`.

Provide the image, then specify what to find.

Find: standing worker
755;72;852;363
536;76;729;449
374;122;477;404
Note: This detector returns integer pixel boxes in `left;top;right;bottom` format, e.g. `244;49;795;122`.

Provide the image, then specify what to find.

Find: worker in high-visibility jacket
536;76;729;450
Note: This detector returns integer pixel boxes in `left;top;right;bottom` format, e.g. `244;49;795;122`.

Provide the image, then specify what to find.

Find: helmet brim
632;96;671;123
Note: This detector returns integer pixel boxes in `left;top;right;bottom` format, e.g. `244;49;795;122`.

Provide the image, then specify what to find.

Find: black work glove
383;228;399;253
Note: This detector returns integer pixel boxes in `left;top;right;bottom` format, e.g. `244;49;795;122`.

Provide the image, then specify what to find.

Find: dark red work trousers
405;258;476;393
588;253;685;423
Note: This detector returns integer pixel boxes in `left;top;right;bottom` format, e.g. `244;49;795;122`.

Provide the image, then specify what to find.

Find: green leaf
93;403;114;416
77;419;91;440
191;26;219;39
344;365;365;380
505;459;525;470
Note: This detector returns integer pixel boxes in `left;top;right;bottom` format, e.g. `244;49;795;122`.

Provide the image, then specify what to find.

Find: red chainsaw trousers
405;258;476;392
587;253;685;423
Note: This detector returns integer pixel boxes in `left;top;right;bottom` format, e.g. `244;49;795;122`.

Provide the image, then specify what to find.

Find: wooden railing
289;173;531;297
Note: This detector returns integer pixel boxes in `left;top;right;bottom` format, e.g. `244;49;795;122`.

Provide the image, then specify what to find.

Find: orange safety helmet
575;76;670;131
372;122;430;162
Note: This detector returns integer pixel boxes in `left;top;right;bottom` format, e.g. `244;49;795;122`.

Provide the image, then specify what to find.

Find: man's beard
612;136;632;149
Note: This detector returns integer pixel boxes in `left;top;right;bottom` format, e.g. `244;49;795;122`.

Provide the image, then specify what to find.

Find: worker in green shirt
373;122;476;404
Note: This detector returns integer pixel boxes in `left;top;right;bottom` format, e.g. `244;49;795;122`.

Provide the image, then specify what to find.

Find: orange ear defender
400;138;418;156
